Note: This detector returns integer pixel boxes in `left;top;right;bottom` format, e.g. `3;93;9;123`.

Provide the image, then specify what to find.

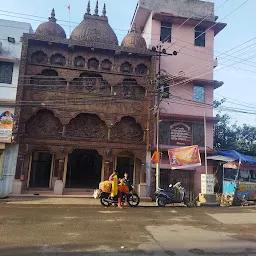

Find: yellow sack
99;180;111;193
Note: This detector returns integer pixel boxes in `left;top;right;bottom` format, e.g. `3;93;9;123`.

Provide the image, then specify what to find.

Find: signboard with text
0;111;14;143
201;174;214;194
170;122;192;146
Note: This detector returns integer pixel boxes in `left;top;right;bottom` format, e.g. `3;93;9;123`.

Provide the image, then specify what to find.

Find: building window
192;123;204;146
0;61;13;84
194;85;205;102
195;26;206;47
160;22;172;42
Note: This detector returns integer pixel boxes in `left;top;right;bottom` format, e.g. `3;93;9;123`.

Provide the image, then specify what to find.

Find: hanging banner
168;145;201;169
170;122;192;146
151;151;160;164
0;111;14;143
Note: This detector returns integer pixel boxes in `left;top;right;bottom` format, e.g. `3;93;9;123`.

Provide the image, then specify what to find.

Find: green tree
213;99;256;156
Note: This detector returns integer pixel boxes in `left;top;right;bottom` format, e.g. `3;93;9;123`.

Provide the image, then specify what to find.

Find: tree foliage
214;99;256;156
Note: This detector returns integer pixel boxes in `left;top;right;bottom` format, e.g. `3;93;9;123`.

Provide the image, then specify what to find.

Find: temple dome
70;1;118;46
121;25;147;50
35;9;66;39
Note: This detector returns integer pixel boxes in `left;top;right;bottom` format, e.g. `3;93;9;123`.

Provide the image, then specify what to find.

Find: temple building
12;2;154;196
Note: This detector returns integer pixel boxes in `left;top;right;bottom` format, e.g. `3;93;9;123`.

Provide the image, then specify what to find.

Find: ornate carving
104;148;112;157
31;51;48;64
30;69;67;90
120;62;132;73
70;73;110;94
74;56;85;68
111;116;144;142
26;110;63;138
66;113;107;139
88;58;99;70
113;85;145;99
101;59;112;71
113;79;145;99
50;54;66;66
135;63;148;75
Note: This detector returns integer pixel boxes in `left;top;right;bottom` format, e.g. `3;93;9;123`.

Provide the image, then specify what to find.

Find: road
0;204;256;256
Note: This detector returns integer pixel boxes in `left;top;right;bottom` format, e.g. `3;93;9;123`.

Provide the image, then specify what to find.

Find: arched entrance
66;149;102;189
116;157;134;183
29;152;53;188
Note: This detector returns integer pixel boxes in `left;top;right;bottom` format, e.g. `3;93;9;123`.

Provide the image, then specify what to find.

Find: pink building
131;0;226;197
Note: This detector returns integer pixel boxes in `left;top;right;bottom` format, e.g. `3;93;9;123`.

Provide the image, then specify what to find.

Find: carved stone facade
13;4;154;195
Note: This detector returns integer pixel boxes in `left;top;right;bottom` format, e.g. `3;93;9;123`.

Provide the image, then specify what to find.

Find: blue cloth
217;150;256;165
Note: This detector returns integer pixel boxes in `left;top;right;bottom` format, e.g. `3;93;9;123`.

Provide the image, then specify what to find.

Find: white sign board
201;174;214;195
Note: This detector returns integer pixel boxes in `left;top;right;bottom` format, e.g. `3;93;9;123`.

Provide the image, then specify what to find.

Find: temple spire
102;3;106;17
86;0;91;15
94;0;99;16
49;8;56;22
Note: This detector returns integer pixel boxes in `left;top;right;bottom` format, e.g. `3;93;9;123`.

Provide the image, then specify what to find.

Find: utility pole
204;110;208;174
151;45;178;190
155;45;162;190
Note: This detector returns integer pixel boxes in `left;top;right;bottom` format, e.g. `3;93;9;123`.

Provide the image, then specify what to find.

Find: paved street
0;203;255;256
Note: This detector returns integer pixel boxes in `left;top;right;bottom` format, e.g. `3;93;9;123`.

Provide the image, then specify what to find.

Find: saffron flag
151;151;160;164
168;145;201;169
67;4;70;11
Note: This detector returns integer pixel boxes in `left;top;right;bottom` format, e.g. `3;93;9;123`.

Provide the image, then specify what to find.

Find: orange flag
151;151;160;164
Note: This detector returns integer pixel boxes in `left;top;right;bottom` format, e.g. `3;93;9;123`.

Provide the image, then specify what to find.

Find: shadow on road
0;246;256;256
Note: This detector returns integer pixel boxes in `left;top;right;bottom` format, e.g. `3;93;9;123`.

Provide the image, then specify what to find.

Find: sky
0;0;255;126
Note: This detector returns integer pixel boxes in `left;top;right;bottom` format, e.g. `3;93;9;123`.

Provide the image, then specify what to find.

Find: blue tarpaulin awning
208;150;256;165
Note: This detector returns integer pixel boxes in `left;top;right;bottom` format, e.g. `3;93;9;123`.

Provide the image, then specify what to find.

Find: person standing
109;170;123;208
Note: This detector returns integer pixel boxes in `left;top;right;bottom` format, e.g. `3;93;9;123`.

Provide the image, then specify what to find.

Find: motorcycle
155;182;190;207
99;183;140;207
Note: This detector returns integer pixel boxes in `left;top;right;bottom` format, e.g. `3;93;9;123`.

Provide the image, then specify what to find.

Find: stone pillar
103;159;113;181
12;152;24;195
54;158;65;195
138;159;147;198
140;162;146;184
134;158;140;187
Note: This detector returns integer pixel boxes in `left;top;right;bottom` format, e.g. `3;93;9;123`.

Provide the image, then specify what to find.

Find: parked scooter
99;183;140;207
155;182;190;207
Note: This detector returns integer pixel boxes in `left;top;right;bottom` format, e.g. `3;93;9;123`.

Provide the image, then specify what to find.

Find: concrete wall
0;19;32;197
160;82;214;116
142;13;153;47
139;0;215;22
0;19;33;100
0;143;18;197
150;20;215;81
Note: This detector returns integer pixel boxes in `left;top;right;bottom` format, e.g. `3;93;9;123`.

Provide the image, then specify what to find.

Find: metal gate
160;169;195;200
150;169;195;200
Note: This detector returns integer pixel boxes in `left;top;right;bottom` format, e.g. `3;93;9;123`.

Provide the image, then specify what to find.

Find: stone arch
120;61;133;73
74;56;85;68
65;113;108;140
70;72;110;94
25;109;63;138
101;59;112;71
50;53;66;66
111;116;144;142
113;78;145;99
29;69;67;88
135;63;148;75
31;51;47;64
88;58;99;70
